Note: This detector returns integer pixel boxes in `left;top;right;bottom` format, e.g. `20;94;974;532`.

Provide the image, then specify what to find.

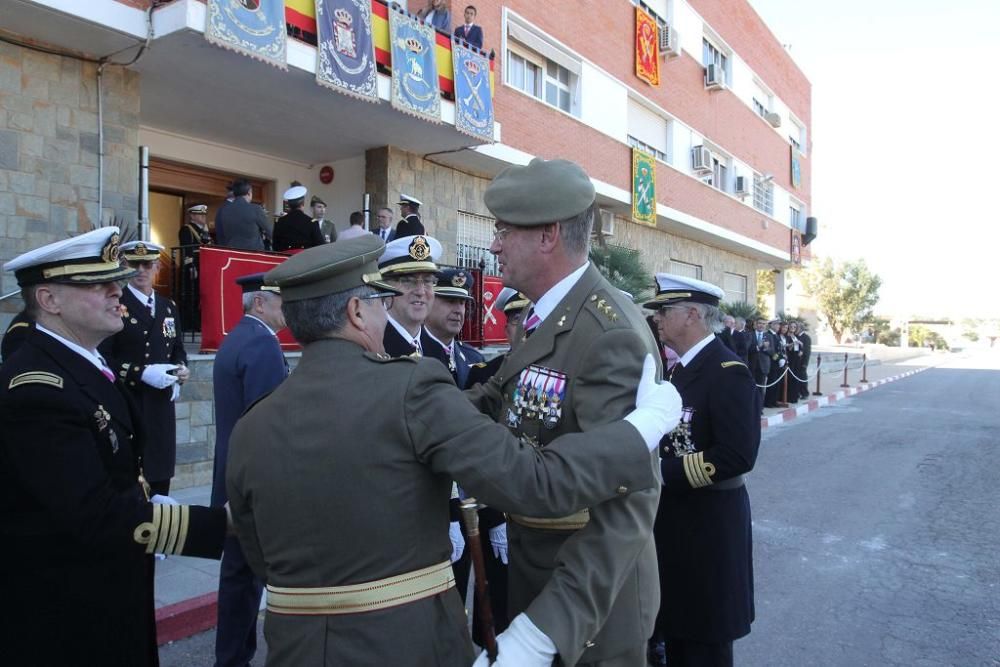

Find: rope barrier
755;367;789;389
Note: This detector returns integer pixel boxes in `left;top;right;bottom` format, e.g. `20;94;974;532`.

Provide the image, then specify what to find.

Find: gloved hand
151;494;179;505
170;383;181;402
489;523;508;564
472;613;557;666
449;521;465;563
778;358;786;368
141;364;179;390
624;354;682;451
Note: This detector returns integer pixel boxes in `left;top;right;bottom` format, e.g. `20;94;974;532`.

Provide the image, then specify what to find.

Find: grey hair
558;201;597;257
281;285;375;344
690;302;725;334
241;292;256;313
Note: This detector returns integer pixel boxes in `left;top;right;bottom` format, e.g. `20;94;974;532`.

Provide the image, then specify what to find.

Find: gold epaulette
8;371;63;390
721;360;747;369
133;504;191;556
5;321;29;334
682;452;716;489
364;352;418;363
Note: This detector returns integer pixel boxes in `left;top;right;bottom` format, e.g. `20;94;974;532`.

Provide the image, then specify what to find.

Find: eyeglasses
360;292;395;308
393;275;438;289
657;305;691;316
492;227;512;243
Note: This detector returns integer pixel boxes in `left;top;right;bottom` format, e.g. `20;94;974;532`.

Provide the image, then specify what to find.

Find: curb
156;592;218;646
760;366;929;430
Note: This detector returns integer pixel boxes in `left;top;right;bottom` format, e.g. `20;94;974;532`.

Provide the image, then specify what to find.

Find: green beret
264;235;400;302
484;157;596;226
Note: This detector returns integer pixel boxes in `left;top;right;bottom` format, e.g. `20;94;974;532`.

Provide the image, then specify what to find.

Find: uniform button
145;342;150;346
144;353;150;358
143;331;148;335
616;485;628;495
584;640;596;648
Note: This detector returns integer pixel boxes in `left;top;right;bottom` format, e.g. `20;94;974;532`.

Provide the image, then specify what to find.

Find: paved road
161;351;1000;666
739;351;1000;666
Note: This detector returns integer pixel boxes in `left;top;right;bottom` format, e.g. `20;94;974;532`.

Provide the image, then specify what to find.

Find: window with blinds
723;272;747;303
456;211;500;276
627;100;670;162
669;259;702;280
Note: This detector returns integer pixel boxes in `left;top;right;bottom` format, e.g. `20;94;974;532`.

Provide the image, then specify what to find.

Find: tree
588;241;653;304
756;269;775;317
802;257;882;344
721;301;760;323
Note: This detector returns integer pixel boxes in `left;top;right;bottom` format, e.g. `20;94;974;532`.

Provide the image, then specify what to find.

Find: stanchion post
778;368;789;407
840;352;850;388
812;354;823;396
861;354;869;383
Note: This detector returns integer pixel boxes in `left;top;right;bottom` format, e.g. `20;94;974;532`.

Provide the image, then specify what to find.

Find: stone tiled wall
0;42;140;330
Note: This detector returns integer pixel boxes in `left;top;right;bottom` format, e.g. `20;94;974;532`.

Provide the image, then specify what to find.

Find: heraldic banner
205;0;287;70
315;0;378;102
388;3;441;123
790;146;802;189
632;148;657;225
452;40;494;141
635;6;659;86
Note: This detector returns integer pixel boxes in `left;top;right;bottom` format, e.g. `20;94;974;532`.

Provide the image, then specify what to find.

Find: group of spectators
416;2;485;50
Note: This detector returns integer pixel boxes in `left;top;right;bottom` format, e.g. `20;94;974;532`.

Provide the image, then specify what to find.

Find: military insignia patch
162;317;177;338
134;242;149;257
408;236;430;261
102;234;121;263
451;272;467;288
512;365;568;430
664;406;696;457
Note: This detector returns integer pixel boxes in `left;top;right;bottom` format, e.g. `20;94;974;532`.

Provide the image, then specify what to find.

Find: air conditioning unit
704;63;726;90
764;111;782;128
735;175;750;196
691;145;712;173
658;25;680;57
598;209;616;237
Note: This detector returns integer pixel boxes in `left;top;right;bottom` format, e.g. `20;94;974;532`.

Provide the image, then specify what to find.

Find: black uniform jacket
383;321;425;358
654;337;760;642
0;329;225;666
273;208;325;251
1;310;33;362
101;288;187;482
394;212;425;239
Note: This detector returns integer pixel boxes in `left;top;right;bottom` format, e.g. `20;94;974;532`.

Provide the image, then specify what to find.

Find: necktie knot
523;310;541;332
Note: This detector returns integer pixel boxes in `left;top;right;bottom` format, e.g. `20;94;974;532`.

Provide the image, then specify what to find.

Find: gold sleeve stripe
163;506;182;554
6;321;30;333
9;372;63;390
145;505;161;554
153;504;172;553
173;506;190;555
721;361;747;369
683;452;717;488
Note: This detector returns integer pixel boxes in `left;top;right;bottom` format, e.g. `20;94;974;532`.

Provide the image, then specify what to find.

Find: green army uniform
225;236;660;667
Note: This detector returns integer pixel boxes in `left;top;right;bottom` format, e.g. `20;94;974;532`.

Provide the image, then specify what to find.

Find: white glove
449;521;465;563
489;523;509;565
624;354;682;451
170;383;181;402
472;613;557;667
151;494;179;505
141;364;178;389
778;358;786;368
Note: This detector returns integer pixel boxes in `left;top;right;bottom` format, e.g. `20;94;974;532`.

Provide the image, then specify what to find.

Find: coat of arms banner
388;4;441;123
635;7;660;86
632;149;657;225
452;40;494;141
205;0;287;70
315;0;379;101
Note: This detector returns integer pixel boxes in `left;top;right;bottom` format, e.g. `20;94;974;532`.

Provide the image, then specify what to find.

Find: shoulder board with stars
588;293;619;323
364;352;418;364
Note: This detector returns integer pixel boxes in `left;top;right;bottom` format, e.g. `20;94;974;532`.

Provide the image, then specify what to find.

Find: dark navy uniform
654;336;760;663
394;212;425;239
273;208;325;251
101;287;187;492
1;310;33;363
383;320;427;358
0;329;225;667
178;220;211;331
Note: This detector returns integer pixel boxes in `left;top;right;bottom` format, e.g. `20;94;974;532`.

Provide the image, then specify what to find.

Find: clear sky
748;0;1000;319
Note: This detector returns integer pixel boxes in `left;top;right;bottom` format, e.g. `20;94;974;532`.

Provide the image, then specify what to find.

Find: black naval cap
484;157;596;226
4;226;136;287
497;287;530;314
642;273;725;310
236;272;280;294
264;235;401;302
434;268;475;301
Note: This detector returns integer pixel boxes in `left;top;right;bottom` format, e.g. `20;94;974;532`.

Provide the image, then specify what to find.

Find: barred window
456;210;500;276
753;173;774;216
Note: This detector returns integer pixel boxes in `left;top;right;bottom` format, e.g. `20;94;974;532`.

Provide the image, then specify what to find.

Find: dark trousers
664;638;734;667
215;536;264;667
148;479;171;497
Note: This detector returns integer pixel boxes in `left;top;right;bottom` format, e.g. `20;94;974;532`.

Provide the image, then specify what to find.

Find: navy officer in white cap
643;273;760;667
395;193;426;239
273;184;325;252
0;227;227;666
378;234;443;358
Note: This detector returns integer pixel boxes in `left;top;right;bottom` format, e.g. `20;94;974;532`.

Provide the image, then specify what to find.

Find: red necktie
98;356;116;383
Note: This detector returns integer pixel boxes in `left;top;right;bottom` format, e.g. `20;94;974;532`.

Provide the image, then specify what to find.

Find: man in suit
375;206;396;243
763;319;786;408
100;241;188;497
225;235;679;667
792;322;812;400
732;317;751;364
394;194;426;239
644;274;760;667
418;0;451;31
453;5;484;48
718;315;736;353
211;272;288;667
378;234;443;358
0;227;226;666
311;195;337;243
465;158;669;666
214;181;235;240
215;179;272;251
178;204;212;333
747;317;771;406
273;185;325;252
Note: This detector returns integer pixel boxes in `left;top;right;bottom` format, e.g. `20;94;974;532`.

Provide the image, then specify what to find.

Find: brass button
584;640;596;648
616;485;628;495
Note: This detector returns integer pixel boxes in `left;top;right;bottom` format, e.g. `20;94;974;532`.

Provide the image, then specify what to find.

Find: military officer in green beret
465;157;665;667
225;235;680;667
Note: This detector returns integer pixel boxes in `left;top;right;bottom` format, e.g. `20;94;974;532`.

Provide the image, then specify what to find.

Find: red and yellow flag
635;7;659;86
